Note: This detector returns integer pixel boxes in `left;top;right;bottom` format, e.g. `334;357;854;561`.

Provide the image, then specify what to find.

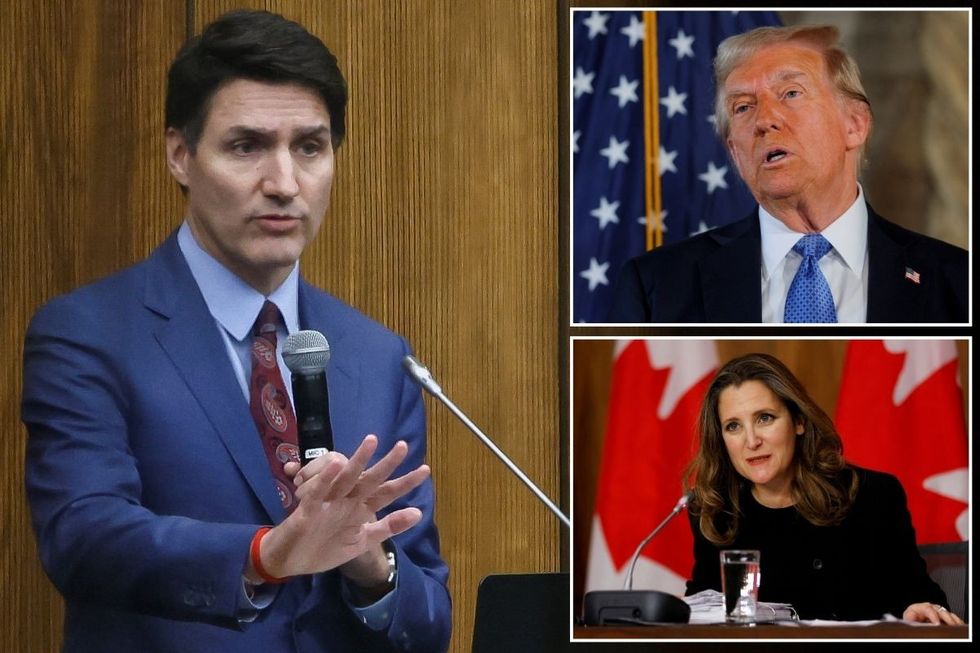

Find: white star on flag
698;161;729;193
599;136;629;169
580;257;610;291
590;196;621;229
689;220;711;236
638;210;668;229
573;67;595;99
659;85;687;118
609;75;639;108
658;145;678;176
620;15;645;48
668;29;695;59
572;130;580;153
583;11;610;39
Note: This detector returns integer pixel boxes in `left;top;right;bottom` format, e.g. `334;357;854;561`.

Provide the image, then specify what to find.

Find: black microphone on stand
582;494;692;625
283;330;333;465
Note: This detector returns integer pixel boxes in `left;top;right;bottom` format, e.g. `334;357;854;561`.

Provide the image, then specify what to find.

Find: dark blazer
22;233;451;652
609;206;968;323
685;467;947;621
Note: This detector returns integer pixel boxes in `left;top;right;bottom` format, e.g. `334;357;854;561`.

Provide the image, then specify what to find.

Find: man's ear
165;127;191;188
843;100;871;151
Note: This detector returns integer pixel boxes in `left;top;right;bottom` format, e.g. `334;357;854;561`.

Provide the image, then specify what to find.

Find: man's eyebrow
771;69;808;84
725;70;809;101
224;126;274;139
293;125;331;139
223;124;331;139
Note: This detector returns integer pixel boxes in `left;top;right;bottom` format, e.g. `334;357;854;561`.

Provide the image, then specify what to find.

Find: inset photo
572;338;969;640
570;10;969;325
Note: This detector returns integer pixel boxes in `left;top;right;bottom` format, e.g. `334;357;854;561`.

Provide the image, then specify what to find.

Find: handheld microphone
582;494;692;625
402;355;570;529
283;330;333;465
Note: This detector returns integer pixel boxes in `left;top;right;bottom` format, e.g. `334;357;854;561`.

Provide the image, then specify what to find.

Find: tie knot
254;300;282;336
793;233;832;260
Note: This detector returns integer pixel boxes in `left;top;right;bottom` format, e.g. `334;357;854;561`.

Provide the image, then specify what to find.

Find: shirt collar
759;185;868;278
177;222;300;342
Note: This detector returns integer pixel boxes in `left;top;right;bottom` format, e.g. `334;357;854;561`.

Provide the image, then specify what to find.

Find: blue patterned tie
784;234;837;323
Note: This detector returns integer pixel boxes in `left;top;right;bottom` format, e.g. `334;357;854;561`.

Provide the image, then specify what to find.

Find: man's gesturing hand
247;434;430;582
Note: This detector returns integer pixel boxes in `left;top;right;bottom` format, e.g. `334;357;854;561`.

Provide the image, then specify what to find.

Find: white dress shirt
760;186;870;323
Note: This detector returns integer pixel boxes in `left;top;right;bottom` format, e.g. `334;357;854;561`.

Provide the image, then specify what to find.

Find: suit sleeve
684;509;721;596
22;299;256;628
377;337;451;651
864;472;948;615
608;258;652;322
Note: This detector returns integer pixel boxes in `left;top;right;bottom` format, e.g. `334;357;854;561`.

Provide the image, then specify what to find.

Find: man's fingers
293;450;347;488
367;465;430;513
352;440;409;496
284;461;301;481
294;455;346;503
325;435;378;500
363;507;423;542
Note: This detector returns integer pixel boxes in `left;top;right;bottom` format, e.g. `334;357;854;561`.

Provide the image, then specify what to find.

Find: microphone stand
582;496;692;625
402;355;570;528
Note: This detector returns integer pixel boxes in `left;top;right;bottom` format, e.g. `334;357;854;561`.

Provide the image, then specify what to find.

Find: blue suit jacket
608;206;968;323
22;233;451;652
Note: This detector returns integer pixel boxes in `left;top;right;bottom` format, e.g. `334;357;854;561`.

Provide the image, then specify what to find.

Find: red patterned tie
249;300;300;513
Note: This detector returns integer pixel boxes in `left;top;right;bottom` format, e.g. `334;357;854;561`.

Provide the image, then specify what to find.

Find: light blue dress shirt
177;222;396;629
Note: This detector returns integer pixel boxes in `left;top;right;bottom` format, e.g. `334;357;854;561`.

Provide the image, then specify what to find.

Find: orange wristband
250;526;290;584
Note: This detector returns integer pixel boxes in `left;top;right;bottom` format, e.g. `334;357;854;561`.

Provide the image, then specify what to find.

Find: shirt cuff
343;572;399;631
237;576;279;624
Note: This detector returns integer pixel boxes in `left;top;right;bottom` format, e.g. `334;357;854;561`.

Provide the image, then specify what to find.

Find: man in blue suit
22;10;450;652
609;24;967;323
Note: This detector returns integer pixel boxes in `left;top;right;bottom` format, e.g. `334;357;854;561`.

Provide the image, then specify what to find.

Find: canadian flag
835;340;968;543
585;340;717;594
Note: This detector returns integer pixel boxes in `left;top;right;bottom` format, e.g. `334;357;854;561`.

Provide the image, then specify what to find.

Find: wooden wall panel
1;2;187;651
2;1;561;652
571;339;970;611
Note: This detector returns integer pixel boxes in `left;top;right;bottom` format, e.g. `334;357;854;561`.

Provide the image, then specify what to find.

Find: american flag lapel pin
904;267;921;284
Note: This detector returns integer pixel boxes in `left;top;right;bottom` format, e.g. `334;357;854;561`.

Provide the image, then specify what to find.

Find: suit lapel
298;282;361;455
866;210;923;322
144;234;284;523
698;216;763;322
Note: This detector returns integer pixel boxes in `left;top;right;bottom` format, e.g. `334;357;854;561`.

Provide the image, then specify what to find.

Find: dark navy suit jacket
609;206;968;323
22;233;451;652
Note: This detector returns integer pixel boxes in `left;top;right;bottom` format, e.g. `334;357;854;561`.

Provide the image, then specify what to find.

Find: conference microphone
283;330;333;465
402;355;570;529
582;494;692;625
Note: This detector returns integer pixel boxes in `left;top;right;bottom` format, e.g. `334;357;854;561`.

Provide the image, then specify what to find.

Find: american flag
572;10;781;323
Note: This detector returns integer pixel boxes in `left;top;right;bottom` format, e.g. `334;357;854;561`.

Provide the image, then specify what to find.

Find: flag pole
642;11;662;250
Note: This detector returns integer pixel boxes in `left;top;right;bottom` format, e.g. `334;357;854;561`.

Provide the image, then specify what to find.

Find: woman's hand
902;602;964;625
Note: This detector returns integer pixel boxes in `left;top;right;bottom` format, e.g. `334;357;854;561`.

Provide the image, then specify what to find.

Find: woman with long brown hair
685;353;961;624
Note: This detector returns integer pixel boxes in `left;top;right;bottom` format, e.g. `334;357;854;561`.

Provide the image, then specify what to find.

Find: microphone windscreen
283;330;330;373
